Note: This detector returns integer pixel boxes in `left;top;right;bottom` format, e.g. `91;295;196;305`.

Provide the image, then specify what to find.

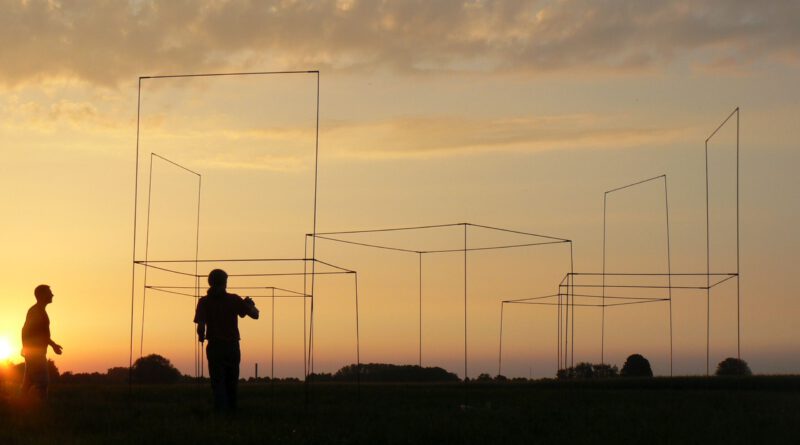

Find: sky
0;0;798;379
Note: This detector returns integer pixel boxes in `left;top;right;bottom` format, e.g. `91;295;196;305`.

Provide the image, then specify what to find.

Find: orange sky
1;0;799;378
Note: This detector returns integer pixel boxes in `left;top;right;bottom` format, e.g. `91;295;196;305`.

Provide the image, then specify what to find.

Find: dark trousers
22;354;49;400
206;340;241;411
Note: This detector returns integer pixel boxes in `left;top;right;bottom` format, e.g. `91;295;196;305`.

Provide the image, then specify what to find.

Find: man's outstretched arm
243;297;260;319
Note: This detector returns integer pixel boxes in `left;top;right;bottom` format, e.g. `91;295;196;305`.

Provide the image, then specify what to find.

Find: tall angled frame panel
129;70;323;387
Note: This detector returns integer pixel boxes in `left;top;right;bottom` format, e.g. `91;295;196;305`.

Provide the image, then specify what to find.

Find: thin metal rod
463;223;468;390
570;242;575;369
423;240;568;254
140;154;155;358
223;271;350;277
141;151;204;368
705;138;711;376
193;174;202;378
152;152;202;177
571;272;736;276
665;176;673;376
459;223;471;403
512;299;670;308
309;260;354;274
514;302;616;307
605;299;671;307
354;273;361;397
556;293;669;301
313;235;420;254
705;107;739;143
271;287;275;385
561;274;736;288
419;252;423;367
312;223;465;236
504;294;561;303
307;70;320;384
498;302;504;376
311;258;357;273
226;294;310;299
603;173;669;369
145;285;306;293
703;106;742;370
564;286;569;371
314;222;569;242
605;174;666;194
145;288;198;297
602;191;606;365
147;284;310;298
129;78;142;393
136;262;350;277
565;284;712;290
313;234;567;254
556;275;564;371
465;222;571;242
140;70;319;80
736;108;741;360
303;237;308;382
507;295;666;304
137;257;320;263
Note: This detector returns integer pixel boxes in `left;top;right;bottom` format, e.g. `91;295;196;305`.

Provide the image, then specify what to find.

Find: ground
1;377;798;444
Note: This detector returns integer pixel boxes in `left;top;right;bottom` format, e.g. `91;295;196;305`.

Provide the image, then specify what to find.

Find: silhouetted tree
131;354;181;384
715;358;752;376
106;367;130;384
592;363;619;378
494;374;508;382
307;372;334;382
47;360;60;382
60;371;106;384
5;360;59;383
334;363;459;382
573;362;594;379
620;354;653;377
476;373;493;382
556;362;619;379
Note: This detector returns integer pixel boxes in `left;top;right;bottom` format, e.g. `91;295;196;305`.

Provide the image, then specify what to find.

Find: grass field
2;377;799;444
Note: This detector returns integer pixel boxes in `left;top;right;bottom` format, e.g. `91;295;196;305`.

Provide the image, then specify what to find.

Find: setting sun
0;337;12;361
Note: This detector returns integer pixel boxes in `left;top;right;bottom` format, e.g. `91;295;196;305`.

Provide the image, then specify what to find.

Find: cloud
1;95;124;131
0;0;798;87
132;112;690;162
325;114;687;159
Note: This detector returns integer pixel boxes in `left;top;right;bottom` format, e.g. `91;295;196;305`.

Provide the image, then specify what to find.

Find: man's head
34;285;53;304
208;269;228;289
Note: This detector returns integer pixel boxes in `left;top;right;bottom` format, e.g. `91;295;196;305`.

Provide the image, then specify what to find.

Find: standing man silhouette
194;269;259;411
21;284;63;400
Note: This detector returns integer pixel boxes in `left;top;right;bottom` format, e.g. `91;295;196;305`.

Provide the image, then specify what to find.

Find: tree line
0;353;752;385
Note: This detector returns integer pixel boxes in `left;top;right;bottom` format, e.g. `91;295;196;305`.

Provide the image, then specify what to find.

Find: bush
334;363;459;382
593;363;619;378
131;354;181;384
307;372;334;382
716;358;752;376
573;362;594;379
476;373;493;382
556;363;618;380
620;354;653;377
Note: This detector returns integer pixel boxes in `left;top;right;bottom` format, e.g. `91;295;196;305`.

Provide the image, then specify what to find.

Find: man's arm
49;339;63;355
194;299;206;342
196;322;206;343
243;297;259;320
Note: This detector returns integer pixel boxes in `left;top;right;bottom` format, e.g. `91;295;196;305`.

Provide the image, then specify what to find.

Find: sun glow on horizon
0;337;12;361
